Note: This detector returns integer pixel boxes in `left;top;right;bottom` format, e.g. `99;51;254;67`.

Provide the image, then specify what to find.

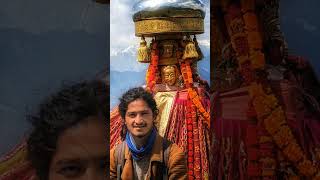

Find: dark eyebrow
55;155;108;165
55;159;84;166
127;111;137;114
127;109;150;113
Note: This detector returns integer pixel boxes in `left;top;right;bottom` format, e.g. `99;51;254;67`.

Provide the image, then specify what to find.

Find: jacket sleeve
110;148;117;180
168;144;188;180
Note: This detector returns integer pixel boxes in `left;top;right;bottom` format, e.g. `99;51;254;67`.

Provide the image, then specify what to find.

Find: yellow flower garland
238;1;320;177
249;83;319;177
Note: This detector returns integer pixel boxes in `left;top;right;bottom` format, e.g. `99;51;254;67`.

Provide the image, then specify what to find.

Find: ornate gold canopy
133;8;205;37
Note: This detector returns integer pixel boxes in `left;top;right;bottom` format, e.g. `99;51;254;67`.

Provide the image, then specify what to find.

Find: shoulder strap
115;141;126;180
162;139;172;180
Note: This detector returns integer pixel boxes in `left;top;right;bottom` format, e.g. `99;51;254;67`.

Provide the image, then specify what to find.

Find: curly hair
26;80;108;180
118;87;158;140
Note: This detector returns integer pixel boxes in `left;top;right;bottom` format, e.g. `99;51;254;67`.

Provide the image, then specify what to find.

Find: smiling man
110;87;187;180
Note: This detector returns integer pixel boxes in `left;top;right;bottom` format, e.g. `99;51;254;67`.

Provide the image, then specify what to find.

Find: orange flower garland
180;58;209;179
224;2;319;178
180;60;210;127
146;41;159;92
187;88;210;126
223;2;320;178
224;3;275;178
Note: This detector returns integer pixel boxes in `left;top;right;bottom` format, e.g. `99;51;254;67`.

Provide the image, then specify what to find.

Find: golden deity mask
161;65;178;86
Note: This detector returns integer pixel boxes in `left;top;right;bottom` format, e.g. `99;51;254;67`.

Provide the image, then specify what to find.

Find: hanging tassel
182;35;199;60
137;36;150;63
193;35;203;60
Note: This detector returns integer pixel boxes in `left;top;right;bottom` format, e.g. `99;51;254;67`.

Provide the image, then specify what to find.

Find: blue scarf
125;128;156;161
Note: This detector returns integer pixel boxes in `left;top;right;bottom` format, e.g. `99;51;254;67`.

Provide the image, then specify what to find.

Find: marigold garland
181;59;210;178
240;1;320;177
225;3;277;177
146;41;159;92
180;60;210;127
249;83;319;177
224;2;320;178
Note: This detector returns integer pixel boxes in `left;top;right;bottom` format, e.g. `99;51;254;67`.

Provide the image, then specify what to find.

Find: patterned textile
110;108;123;148
0;141;36;180
164;89;211;180
212;80;320;179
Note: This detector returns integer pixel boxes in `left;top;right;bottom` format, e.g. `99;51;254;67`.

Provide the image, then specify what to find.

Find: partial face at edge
48;117;107;180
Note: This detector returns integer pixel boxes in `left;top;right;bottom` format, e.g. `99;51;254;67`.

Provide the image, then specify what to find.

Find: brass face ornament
161;65;177;86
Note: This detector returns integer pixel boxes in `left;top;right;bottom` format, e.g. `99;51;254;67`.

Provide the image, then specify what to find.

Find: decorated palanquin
110;0;213;179
211;0;320;179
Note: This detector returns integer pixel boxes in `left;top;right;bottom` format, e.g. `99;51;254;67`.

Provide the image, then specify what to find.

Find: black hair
118;87;158;140
26;80;108;180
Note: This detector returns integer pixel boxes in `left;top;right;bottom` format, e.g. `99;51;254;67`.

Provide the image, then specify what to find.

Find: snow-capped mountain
110;45;149;72
110;45;137;57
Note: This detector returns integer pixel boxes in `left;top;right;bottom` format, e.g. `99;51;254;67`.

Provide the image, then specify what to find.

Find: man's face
125;98;154;139
48;117;107;180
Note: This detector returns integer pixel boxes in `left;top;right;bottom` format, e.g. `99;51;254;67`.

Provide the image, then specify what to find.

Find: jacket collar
124;133;163;163
121;133;164;180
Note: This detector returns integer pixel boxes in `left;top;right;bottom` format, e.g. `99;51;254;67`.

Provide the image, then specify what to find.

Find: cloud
110;0;146;70
296;18;317;32
110;0;138;49
197;39;210;47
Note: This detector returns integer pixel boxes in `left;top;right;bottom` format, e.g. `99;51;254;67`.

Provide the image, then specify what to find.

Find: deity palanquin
110;1;213;179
